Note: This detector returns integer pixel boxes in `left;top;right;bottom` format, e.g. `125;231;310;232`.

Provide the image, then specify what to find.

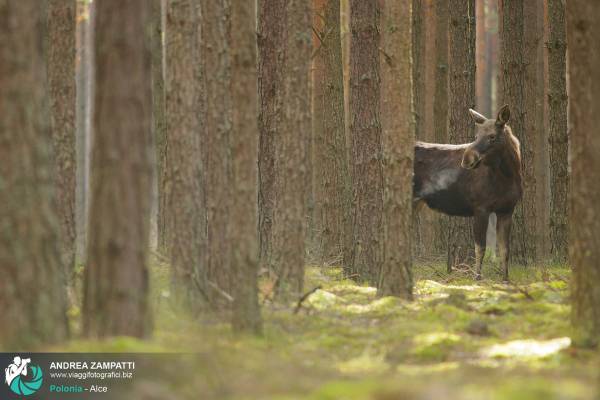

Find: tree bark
522;0;545;263
499;0;533;265
548;0;568;262
153;0;168;252
378;0;414;299
164;0;207;311
475;0;490;115
273;0;310;299
75;0;94;266
47;0;77;297
534;0;551;262
412;0;424;141
0;0;69;349
432;0;450;257
257;0;286;275
567;0;600;347
413;0;438;260
230;0;263;333
447;0;476;270
83;0;152;338
312;0;350;263
347;0;383;284
201;0;233;301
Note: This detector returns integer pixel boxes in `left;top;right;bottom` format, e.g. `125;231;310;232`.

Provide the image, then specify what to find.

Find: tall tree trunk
378;0;414;299
534;0;551;262
257;0;286;276
164;0;207;311
201;0;233;301
0;0;69;349
522;0;544;263
311;0;325;259
421;0;437;144
567;0;600;347
83;0;152;338
348;0;383;284
153;0;168;252
432;0;450;257
548;0;568;262
47;0;77;297
312;0;349;263
499;0;533;264
447;0;475;270
230;0;263;333
75;0;93;265
273;0;310;299
414;0;438;260
475;0;490;115
412;0;424;140
340;0;354;275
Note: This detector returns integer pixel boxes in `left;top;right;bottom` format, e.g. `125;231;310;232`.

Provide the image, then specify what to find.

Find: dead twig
293;285;322;314
207;280;234;303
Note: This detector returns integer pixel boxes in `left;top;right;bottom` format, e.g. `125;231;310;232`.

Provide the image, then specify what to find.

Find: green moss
54;261;598;400
412;332;462;362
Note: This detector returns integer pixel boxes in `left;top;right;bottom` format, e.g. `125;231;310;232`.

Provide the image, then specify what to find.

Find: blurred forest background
1;0;599;399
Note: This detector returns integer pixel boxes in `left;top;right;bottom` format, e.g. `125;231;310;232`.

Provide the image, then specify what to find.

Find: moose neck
496;133;522;183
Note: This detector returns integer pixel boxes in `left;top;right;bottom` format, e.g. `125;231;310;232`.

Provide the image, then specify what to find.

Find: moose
413;105;522;281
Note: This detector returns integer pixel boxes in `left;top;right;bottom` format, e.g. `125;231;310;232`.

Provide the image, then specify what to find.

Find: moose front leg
473;213;489;280
496;212;513;282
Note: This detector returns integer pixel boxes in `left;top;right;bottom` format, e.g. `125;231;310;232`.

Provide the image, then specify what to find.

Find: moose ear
469;109;487;124
496;104;510;126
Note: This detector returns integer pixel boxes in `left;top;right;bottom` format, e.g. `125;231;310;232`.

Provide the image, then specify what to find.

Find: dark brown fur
413;105;522;280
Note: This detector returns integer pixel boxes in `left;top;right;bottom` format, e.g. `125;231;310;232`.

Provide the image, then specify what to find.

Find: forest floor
63;259;599;400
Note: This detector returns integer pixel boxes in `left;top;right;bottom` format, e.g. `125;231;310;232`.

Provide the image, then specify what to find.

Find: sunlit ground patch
481;337;571;359
336;352;389;375
396;361;459;375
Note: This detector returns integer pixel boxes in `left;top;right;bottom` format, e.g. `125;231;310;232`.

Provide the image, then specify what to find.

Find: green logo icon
5;356;43;396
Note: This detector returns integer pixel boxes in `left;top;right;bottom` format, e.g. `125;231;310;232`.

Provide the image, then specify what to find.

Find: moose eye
489;135;497;142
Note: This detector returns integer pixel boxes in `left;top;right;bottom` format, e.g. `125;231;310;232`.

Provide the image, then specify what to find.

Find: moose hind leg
473;213;489;280
496;212;513;282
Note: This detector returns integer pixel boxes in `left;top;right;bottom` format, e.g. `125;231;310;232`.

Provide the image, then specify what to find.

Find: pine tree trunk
414;0;438;261
257;0;287;275
47;0;77;296
164;0;207;311
432;0;450;257
312;0;325;259
499;0;533;265
447;0;475;270
534;0;550;262
230;0;263;333
153;0;168;252
273;0;310;299
312;0;349;263
75;0;93;265
475;0;489;114
201;0;233;301
567;0;600;347
347;0;383;284
83;0;152;338
522;0;544;263
340;0;354;276
378;0;414;299
412;0;424;140
548;0;568;262
0;0;69;349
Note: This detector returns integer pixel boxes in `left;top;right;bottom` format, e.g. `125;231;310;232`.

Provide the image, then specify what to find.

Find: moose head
461;105;512;170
